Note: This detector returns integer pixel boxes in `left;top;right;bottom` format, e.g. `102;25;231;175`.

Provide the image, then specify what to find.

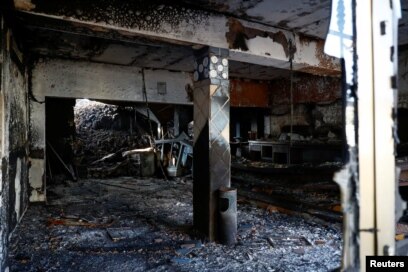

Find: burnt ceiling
21;26;300;80
180;0;332;39
9;0;408;80
179;0;408;46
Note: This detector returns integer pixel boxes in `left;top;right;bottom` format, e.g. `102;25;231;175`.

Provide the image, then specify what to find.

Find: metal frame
357;0;400;270
356;1;376;268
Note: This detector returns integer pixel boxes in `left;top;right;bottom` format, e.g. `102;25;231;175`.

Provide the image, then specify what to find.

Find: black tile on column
193;47;230;241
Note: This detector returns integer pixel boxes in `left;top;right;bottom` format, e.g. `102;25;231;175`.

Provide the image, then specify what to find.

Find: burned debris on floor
37;98;344;270
8;177;342;272
231;158;343;222
72;99;158;179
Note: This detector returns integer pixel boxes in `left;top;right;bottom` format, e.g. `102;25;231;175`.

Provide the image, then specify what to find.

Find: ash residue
8;177;342;271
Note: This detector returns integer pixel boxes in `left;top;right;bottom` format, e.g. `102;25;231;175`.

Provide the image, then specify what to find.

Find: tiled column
193;47;230;241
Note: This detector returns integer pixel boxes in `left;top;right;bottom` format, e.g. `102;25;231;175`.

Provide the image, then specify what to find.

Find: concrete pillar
193;47;230;241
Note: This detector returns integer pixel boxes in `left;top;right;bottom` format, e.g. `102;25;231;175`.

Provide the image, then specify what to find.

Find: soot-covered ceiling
9;0;408;80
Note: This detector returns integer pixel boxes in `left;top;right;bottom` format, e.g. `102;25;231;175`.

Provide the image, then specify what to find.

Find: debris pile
73;100;154;178
9;177;342;271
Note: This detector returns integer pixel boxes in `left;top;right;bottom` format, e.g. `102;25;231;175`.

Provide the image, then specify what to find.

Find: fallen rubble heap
73;100;155;178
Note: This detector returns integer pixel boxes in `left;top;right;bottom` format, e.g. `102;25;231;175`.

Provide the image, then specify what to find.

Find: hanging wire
289;39;294;149
141;68;167;179
141;68;155;143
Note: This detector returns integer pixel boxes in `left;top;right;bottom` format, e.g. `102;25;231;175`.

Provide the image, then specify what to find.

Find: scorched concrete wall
0;25;30;272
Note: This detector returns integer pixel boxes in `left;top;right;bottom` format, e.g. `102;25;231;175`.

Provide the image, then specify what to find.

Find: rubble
73;100;155;178
72;99;191;179
9;177;342;271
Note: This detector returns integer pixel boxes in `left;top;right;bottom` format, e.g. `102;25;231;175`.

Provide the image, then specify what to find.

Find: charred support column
193;47;230;241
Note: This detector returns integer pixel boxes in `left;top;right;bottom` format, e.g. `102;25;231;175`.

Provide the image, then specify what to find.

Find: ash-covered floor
8;177;342;272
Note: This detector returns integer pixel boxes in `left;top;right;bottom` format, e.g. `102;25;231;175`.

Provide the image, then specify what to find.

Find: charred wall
0;22;30;271
229;75;342;140
32;58;193;104
264;101;343;138
265;74;342;139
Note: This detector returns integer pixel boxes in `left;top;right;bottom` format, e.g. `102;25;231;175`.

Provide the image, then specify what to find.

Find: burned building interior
0;0;407;271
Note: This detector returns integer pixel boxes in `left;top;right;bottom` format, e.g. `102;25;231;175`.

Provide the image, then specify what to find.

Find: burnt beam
11;0;340;76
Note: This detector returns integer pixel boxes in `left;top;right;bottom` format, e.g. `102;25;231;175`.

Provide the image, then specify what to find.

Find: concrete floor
8;177;342;272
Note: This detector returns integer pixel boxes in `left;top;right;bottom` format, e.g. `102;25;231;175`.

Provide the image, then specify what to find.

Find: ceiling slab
9;0;408;80
11;0;340;76
179;0;408;46
22;20;324;81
